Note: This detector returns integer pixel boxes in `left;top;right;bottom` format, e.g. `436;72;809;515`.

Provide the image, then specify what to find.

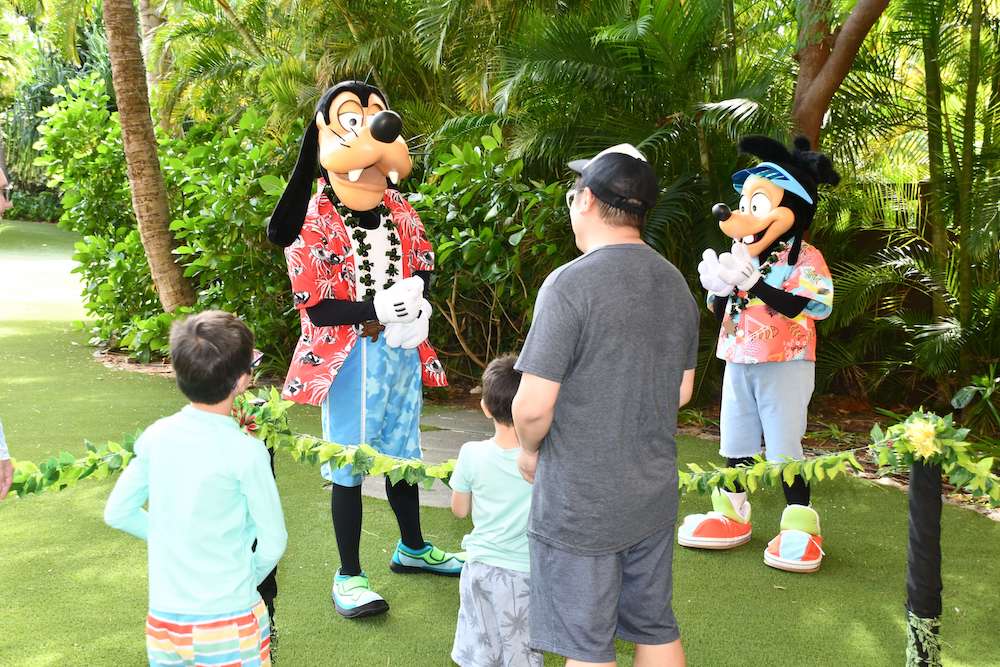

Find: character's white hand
383;322;406;348
718;242;761;292
373;276;424;324
698;249;735;297
395;299;431;349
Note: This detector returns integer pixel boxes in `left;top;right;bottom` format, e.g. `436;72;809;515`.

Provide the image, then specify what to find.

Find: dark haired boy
449;355;542;667
105;310;287;667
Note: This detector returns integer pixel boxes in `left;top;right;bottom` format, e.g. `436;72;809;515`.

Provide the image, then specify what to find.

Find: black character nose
369;110;402;143
712;203;731;222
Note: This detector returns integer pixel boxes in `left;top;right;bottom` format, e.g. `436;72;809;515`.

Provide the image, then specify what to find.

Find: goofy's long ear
267;119;319;247
738;135;793;164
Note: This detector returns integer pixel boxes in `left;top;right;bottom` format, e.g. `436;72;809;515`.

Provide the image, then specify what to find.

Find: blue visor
732;162;813;205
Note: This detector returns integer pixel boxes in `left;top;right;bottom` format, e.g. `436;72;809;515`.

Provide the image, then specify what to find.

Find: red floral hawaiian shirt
281;182;447;405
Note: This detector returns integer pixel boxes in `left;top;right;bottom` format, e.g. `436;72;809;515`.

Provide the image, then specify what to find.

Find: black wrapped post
905;460;943;666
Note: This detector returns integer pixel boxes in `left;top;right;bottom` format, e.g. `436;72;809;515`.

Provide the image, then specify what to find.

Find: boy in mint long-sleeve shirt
105;310;286;667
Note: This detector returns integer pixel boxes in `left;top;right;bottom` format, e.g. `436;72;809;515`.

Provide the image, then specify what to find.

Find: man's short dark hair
170;310;254;404
482;354;522;426
574;176;647;230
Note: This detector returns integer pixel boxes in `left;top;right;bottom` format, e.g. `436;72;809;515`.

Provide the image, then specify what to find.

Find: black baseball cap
568;144;658;215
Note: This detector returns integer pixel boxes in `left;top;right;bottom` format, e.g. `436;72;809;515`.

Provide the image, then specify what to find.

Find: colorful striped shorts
145;599;271;666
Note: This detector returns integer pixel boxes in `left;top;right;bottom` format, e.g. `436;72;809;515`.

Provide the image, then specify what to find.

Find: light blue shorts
320;335;423;487
719;360;815;462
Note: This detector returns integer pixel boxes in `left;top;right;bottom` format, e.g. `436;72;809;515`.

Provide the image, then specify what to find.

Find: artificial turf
1;220;998;666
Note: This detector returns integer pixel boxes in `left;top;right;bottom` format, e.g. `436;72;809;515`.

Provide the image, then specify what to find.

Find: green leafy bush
161;111;298;371
6;188;61;221
33;73;160;347
412;125;573;381
34;72;298;367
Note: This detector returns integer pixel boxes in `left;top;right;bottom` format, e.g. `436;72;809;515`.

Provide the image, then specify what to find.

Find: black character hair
739;135;840;264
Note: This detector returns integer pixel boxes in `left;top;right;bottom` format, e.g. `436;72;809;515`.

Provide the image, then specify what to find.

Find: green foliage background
5;0;1000;424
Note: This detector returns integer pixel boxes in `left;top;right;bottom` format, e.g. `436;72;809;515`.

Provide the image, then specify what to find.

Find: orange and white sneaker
764;505;825;573
677;489;752;549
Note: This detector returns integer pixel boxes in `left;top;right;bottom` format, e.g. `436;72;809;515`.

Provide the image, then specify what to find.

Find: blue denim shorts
719;360;815;462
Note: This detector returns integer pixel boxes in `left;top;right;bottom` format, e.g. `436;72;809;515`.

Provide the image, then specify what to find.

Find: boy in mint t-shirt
104;311;287;666
449;355;541;667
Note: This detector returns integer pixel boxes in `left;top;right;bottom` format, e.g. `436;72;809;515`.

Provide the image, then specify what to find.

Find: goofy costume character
678;136;839;573
268;81;463;619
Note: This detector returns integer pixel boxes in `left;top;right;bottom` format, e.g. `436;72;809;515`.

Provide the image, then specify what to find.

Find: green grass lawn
2;220;999;666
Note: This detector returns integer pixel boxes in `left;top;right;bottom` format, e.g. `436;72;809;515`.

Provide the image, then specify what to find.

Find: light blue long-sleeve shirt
104;405;287;615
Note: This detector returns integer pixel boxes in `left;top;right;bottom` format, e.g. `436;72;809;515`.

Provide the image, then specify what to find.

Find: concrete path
362;406;493;507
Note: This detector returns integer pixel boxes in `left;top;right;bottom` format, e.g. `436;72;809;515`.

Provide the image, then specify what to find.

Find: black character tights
725;456;811;507
331;479;426;577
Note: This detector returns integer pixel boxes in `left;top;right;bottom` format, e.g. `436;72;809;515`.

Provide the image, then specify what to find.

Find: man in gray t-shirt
513;144;697;667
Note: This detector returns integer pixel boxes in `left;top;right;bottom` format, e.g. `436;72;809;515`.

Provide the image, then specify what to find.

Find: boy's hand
0;459;13;500
517;449;538;484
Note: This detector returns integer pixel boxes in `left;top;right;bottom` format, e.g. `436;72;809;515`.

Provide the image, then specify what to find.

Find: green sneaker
331;570;389;618
389;541;465;576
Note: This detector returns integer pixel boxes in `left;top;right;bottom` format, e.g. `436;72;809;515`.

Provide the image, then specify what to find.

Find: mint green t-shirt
104;405;287;615
450;439;532;573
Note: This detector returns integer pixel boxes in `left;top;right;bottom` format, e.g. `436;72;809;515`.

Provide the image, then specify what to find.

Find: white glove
383;321;406;348
718;242;761;292
698;249;735;296
373;276;424;324
383;299;431;349
400;299;431;349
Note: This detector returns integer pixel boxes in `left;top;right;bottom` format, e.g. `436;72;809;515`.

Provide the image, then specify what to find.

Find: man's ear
480;398;493;420
577;187;597;213
267;119;319;247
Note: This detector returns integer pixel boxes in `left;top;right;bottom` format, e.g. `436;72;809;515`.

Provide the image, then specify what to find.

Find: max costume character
268;81;463;619
678;136;838;573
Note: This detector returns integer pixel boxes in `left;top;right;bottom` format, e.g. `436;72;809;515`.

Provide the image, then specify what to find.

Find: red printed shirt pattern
281;184;447;405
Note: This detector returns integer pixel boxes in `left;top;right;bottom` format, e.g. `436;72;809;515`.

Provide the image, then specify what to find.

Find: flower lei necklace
324;185;402;301
728;239;793;320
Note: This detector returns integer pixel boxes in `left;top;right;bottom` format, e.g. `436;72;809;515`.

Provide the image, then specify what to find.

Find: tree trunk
956;0;982;357
102;0;195;312
792;0;889;147
721;0;737;93
137;0;163;93
137;0;172;131
922;29;948;321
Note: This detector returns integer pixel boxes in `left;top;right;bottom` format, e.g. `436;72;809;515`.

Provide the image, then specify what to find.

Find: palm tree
806;0;1000;400
102;0;194;311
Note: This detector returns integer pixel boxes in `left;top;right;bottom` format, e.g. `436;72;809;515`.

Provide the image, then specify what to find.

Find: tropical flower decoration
232;405;260;433
230;388;293;451
870;411;1000;504
870;411;966;466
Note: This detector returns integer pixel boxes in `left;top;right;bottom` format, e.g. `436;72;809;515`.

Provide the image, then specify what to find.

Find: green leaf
259;175;286;196
508;228;527;246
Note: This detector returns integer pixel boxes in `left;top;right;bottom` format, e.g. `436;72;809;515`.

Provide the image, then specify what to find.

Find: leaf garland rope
8;389;1000;506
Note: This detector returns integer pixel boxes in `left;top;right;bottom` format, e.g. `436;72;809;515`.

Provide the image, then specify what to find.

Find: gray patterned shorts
451;561;544;667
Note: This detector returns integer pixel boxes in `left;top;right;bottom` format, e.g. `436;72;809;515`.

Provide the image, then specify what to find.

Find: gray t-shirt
516;243;699;555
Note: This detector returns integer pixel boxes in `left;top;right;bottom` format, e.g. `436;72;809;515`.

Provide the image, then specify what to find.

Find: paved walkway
362;406;493;507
